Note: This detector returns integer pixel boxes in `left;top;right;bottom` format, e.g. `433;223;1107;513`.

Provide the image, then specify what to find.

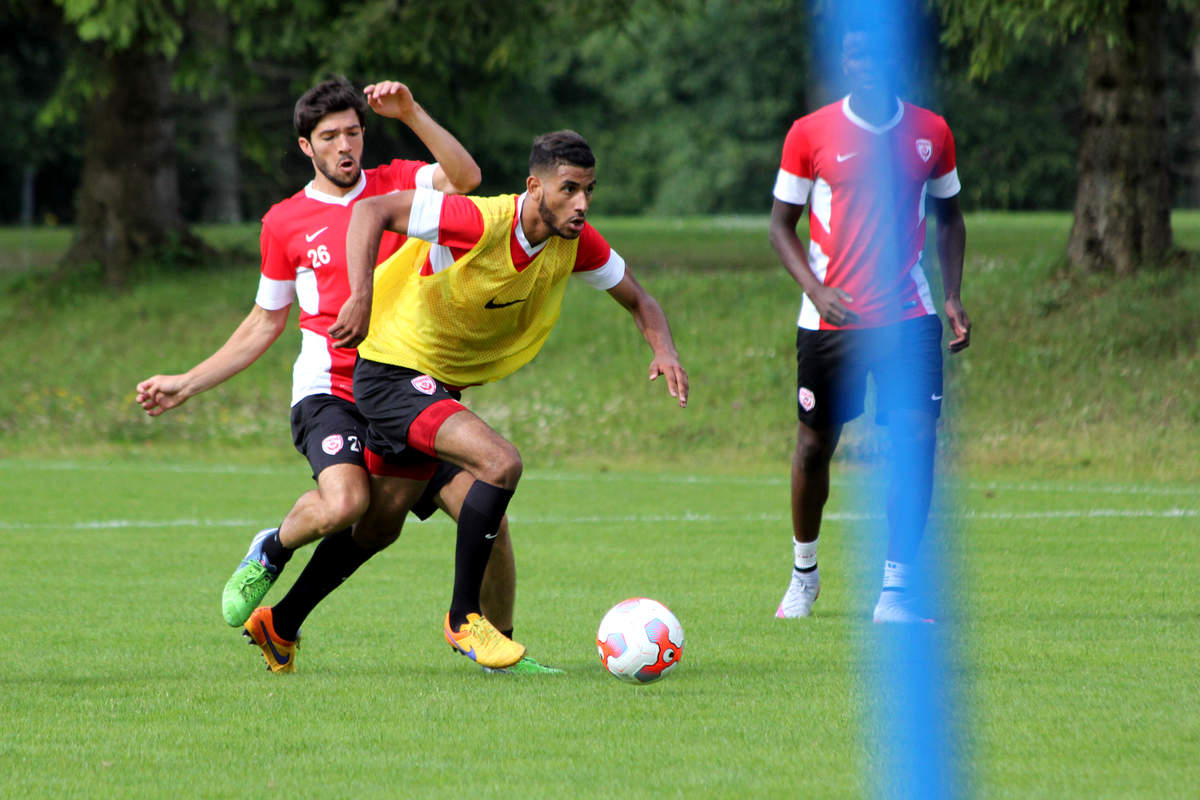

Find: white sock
881;560;911;592
793;538;818;571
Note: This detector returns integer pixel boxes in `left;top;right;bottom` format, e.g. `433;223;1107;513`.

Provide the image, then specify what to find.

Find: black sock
449;481;514;628
501;628;514;639
261;528;294;571
271;528;372;640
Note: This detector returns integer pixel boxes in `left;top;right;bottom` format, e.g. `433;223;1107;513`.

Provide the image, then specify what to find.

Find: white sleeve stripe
407;187;444;243
773;169;812;205
575;249;626;290
927;168;961;198
255;275;294;311
415;163;438;190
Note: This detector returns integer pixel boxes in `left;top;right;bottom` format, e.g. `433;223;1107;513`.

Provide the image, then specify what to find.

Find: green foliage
54;0;186;55
936;0;1200;79
6;0;1200;230
935;39;1083;209
936;0;1121;80
512;0;812;214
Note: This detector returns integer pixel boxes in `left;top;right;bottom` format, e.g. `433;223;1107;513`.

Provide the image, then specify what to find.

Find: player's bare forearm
364;81;479;194
769;199;859;326
936;201;966;302
345;193;412;293
935;196;970;351
135;304;287;414
768;199;813;291
608;273;688;407
334;195;410;348
409;109;481;194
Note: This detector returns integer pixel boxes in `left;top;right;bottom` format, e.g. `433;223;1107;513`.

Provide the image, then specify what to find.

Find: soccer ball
596;597;684;684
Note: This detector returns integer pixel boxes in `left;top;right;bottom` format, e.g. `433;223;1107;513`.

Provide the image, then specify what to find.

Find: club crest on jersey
411;375;437;395
321;434;344;455
798;387;816;412
916;138;933;162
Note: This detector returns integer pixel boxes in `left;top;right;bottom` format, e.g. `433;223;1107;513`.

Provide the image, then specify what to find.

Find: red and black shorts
794;314;944;429
290;394;367;480
352;357;467;480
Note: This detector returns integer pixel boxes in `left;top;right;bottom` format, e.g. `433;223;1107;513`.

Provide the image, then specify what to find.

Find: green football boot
221;528;282;627
483;655;565;675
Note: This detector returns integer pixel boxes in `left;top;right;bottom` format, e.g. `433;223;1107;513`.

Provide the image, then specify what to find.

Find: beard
537;196;582;239
316;155;361;189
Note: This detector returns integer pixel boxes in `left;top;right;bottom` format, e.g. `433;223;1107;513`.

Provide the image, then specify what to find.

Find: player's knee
353;522;399;552
323;487;370;532
476;444;523;489
794;429;835;472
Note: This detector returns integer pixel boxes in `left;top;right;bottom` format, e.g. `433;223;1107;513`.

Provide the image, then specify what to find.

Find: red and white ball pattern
596;597;684;684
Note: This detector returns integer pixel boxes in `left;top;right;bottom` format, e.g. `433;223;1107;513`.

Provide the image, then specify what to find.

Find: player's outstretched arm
363;81;481;195
606;270;689;408
933;195;970;353
330;191;416;349
135;304;290;416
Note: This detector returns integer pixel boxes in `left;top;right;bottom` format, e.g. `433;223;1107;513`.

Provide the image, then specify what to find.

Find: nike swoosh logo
305;226;329;242
259;620;290;665
836;152;857;162
931;394;943;401
484;532;498;540
484;297;526;309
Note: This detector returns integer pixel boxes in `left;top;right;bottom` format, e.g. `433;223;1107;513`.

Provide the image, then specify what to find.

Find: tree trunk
65;45;199;286
188;5;242;223
1190;11;1200;208
198;101;242;223
1067;0;1172;274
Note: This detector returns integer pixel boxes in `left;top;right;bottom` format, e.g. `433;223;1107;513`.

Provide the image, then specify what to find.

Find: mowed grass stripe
5;457;1198;497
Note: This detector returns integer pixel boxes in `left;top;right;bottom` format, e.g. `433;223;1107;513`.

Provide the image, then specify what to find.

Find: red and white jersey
254;159;438;405
773;96;961;330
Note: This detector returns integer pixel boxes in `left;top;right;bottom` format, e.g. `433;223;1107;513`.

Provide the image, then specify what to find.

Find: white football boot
775;569;820;618
872;590;934;624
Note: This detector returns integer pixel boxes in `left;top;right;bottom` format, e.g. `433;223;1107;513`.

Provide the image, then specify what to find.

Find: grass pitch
1;458;1196;798
1;213;1197;796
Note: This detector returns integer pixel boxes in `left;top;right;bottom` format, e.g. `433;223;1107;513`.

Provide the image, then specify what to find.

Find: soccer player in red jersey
136;78;555;673
768;21;970;622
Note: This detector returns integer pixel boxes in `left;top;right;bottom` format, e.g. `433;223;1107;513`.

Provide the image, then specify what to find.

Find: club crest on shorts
411;374;437;395
798;387;816;412
321;434;344;455
916;138;933;162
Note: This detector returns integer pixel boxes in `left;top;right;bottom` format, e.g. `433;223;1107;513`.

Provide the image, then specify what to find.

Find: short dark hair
293;77;368;140
529;130;595;174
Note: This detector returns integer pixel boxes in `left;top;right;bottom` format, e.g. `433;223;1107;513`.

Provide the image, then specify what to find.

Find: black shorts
795;315;943;428
290;391;462;518
290;394;367;480
353;357;467;478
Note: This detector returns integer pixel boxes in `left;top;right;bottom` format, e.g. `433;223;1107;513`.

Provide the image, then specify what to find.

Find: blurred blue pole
810;3;966;797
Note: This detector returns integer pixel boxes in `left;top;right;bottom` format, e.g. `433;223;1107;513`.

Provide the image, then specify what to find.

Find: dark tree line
3;0;1199;283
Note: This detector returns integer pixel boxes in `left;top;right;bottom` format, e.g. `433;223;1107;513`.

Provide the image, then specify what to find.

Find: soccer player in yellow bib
328;130;689;669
